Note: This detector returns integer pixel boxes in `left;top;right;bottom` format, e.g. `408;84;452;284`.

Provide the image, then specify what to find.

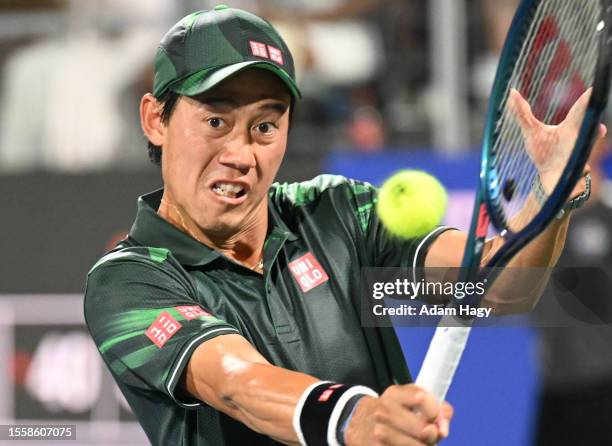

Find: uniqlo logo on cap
249;41;269;59
175;305;211;320
146;311;182;348
267;45;284;65
289;252;329;293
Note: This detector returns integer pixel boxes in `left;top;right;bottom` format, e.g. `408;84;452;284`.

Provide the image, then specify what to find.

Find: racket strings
493;4;558;215
501;3;592;183
497;2;595;152
498;0;595;173
489;0;602;232
508;1;597;220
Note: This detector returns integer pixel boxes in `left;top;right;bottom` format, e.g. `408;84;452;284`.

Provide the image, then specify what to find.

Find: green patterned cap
153;5;300;99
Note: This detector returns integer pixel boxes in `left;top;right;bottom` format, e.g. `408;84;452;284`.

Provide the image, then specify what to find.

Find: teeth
213;182;244;198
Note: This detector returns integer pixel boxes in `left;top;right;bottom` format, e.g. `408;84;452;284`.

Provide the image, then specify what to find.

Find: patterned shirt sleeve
83;247;239;410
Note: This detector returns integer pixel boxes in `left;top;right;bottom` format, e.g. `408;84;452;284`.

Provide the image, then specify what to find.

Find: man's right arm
84;248;453;445
183;334;452;445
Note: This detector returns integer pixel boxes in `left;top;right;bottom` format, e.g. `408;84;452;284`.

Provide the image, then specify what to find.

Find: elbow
216;360;273;436
218;355;267;406
484;289;542;316
217;357;253;403
484;270;551;316
491;299;537;316
184;334;272;429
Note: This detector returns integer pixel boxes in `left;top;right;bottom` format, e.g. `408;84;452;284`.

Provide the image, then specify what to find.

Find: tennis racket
415;0;612;400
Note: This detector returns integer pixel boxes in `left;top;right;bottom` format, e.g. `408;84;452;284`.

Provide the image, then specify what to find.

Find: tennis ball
376;170;448;239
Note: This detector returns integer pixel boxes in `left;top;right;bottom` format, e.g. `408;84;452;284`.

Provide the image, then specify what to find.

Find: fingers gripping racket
415;0;612;400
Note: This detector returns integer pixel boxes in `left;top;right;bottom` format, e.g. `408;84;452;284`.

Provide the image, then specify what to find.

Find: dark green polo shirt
84;174;451;446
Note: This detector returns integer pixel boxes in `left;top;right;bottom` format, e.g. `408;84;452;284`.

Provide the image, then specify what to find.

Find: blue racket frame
458;0;612;302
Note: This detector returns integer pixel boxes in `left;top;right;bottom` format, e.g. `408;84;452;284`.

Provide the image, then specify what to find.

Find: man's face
160;69;291;237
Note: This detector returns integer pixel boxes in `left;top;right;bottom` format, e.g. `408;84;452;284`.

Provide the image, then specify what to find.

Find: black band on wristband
293;382;378;446
301;382;350;446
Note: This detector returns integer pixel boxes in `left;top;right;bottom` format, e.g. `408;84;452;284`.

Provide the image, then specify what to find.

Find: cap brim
170;60;301;99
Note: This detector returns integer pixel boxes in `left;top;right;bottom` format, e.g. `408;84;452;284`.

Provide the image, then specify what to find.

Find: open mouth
212;182;247;199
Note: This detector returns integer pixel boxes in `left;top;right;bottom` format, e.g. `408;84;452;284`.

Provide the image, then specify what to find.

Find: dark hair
147;91;181;167
146;90;296;167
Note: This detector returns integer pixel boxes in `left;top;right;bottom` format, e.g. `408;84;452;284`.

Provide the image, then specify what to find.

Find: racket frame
467;0;612;290
416;0;612;402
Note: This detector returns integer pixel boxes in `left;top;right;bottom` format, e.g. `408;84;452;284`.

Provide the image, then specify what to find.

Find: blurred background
0;0;610;445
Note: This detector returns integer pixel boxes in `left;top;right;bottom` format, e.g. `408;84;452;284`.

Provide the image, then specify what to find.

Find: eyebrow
261;102;289;114
197;96;288;114
198;97;239;108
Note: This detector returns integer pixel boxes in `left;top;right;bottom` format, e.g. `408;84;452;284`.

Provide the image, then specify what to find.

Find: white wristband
292;381;378;446
327;386;378;446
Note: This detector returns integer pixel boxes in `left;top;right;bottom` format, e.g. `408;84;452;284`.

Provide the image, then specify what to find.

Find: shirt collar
129;188;298;267
268;197;299;242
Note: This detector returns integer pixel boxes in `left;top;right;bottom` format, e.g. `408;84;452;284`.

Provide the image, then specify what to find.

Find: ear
140;93;166;147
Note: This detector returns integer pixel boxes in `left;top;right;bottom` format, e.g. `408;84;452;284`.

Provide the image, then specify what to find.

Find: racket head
479;0;611;258
416;1;612;402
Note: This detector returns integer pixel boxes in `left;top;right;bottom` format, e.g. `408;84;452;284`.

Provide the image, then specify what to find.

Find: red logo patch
267;45;284;65
249;41;269;59
289;252;329;293
318;384;343;402
175;305;211;320
146;311;182;348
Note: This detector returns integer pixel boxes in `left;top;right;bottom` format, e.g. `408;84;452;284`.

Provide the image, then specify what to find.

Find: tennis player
84;6;603;446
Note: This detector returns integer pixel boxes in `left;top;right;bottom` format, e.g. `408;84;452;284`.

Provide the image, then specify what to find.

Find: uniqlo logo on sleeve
267;46;284;65
249;41;269;59
146;311;182;348
175;305;211;320
289;252;329;293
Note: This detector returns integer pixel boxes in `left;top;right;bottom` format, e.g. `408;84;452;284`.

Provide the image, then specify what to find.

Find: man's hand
344;384;453;446
508;88;607;198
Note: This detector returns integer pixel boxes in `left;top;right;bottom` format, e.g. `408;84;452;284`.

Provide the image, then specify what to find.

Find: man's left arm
425;89;607;314
425;213;569;314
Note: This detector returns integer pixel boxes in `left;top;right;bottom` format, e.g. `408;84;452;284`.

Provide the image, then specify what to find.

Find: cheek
257;141;286;181
165;126;215;177
273;134;288;168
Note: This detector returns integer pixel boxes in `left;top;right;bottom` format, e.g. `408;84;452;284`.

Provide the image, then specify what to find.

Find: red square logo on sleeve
249;41;269;59
175;305;211;320
289;252;329;293
146;311;182;348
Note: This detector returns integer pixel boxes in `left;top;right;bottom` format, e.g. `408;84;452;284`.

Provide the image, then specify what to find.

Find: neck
210;217;267;269
157;192;268;272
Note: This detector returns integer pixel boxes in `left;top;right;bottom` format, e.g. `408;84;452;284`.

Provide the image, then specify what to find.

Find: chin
200;215;242;237
194;196;262;236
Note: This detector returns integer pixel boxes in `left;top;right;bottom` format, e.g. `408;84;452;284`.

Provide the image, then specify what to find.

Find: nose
218;142;257;173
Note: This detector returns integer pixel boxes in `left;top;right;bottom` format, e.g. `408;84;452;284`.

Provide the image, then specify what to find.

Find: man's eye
207;118;223;128
257;122;275;134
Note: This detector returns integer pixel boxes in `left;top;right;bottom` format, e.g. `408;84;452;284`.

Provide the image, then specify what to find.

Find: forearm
185;336;452;446
220;362;318;444
186;342;318;445
481;213;570;313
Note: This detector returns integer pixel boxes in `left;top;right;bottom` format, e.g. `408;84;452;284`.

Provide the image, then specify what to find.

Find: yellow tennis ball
376;170;448;239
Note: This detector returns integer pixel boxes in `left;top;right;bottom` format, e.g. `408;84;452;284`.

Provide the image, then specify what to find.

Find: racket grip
415;323;472;401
